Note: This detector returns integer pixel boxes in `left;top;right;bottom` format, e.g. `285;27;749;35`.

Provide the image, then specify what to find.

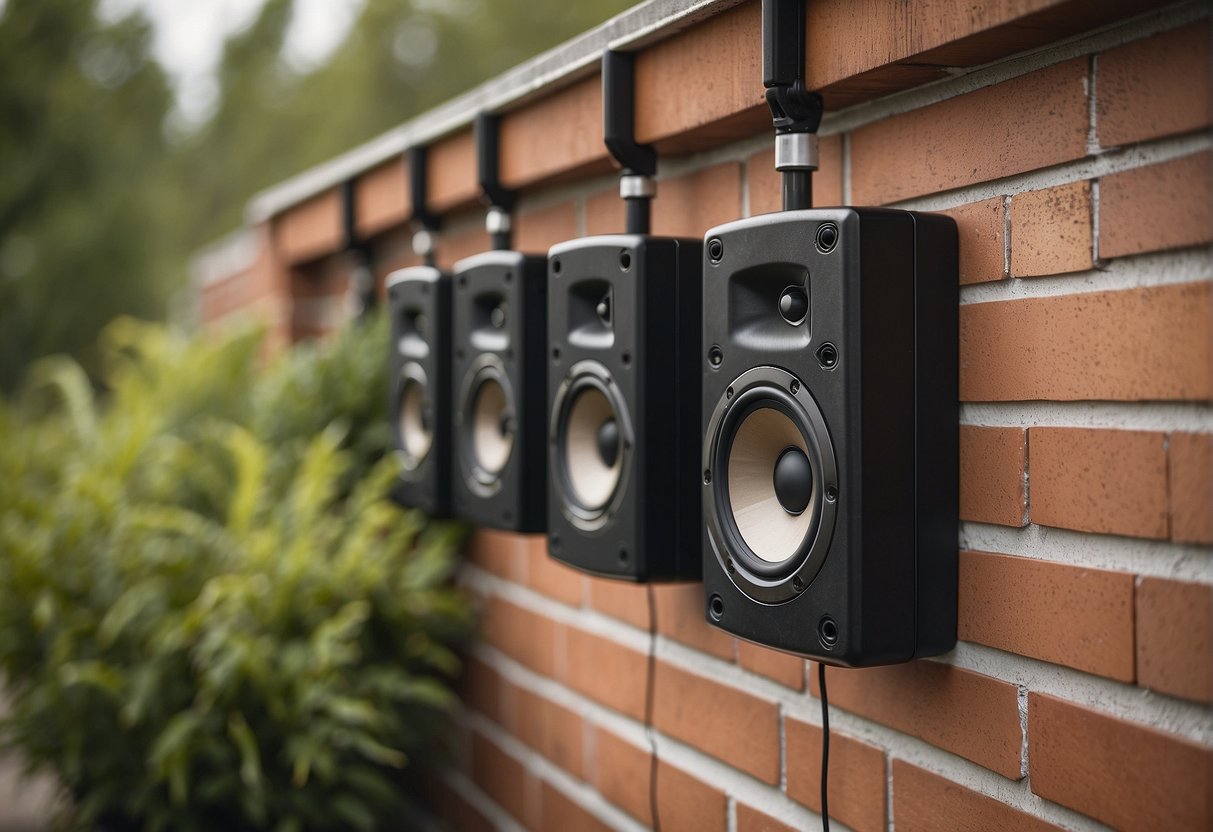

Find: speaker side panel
450;251;548;532
671;237;705;579
387;266;452;516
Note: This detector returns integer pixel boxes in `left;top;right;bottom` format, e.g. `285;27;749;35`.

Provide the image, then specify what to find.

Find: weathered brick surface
940;196;1007;285
427;129;478;212
513;201;579;257
589;728;652;826
785;718;886;832
735;804;797;832
501;74;609;190
560;627;648;720
959;426;1027;527
275;190;344;265
892;761;1063;832
586;577;651;630
736;640;805;690
655;760;727;832
651;162;743;240
1169;432;1213;544
480;596;558;677
1010;181;1092;277
958;550;1135;680
653;583;735;660
1028;693;1213;830
1136;578;1213;704
354;157;409;239
1100;152;1213;259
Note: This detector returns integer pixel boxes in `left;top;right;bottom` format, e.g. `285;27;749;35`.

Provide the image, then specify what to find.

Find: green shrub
0;314;472;831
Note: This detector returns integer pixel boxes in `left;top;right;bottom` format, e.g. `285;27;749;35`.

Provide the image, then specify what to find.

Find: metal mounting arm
762;0;823;211
475;112;515;250
409;145;441;267
603;49;656;235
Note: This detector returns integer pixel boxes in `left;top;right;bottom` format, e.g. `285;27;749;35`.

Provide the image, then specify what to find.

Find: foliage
0;314;473;831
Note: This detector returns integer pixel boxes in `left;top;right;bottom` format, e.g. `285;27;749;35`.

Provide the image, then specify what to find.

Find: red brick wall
197;2;1213;829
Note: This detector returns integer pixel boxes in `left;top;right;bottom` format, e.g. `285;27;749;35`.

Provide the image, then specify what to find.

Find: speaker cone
471;376;514;475
457;355;517;494
704;365;838;604
551;361;632;530
395;363;432;472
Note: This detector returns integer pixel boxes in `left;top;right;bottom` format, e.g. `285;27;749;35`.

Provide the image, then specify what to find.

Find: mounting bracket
475;112;515;250
762;0;824;210
603;49;656;235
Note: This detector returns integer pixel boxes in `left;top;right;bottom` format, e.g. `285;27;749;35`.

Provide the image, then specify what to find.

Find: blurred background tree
0;0;634;392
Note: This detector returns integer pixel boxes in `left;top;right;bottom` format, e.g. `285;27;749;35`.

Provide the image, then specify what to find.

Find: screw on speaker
702;365;837;604
386;265;452;516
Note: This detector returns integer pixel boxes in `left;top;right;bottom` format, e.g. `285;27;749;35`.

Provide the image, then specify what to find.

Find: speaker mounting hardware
709;345;723;367
619;250;632;270
816;342;838;369
815;223;839;253
708;237;724;263
709;594;725;621
818;616;838;648
790;379;800;394
703;469;712;484
552;258;562;274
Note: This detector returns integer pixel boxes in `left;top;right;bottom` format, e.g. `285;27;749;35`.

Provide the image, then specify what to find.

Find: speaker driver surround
551;360;632;531
457;354;516;495
704;365;837;604
395;363;433;471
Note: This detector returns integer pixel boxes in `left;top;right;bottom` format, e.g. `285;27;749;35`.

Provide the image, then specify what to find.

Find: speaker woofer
704;365;838;604
551;360;632;531
395;363;433;471
457;355;516;494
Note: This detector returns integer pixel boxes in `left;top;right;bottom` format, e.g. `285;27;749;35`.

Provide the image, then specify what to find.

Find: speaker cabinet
451;250;548;532
701;208;958;666
546;235;702;580
387;266;452;516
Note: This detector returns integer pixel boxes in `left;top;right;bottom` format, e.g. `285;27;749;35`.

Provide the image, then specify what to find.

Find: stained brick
959;426;1027;527
510;687;584;777
785;718;886;832
590;727;653;826
851;59;1089;204
586;577;652;630
652;162;743;239
736;640;806;690
1028;692;1213;830
1030;428;1168;539
1097;21;1212;148
653;583;735;660
960;282;1213;402
1169;432;1213;544
940;197;1007;286
481;597;558;677
1010;181;1092;277
736;804;797;832
1100;152;1213;259
1136;578;1213;703
655;760;727;832
958;550;1135;680
811;661;1022;778
354;157;409;239
653;661;780;783
513;201;579;256
538;781;612;832
747;135;843;216
522;535;584;607
560;627;648;720
892;761;1062;832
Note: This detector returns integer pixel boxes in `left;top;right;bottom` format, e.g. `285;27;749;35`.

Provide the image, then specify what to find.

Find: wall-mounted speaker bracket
475;112;516;250
603;50;655;235
408;145;442;266
762;0;824;210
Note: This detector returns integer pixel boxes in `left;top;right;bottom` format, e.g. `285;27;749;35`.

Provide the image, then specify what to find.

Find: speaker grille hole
709;594;724;621
818;616;838;649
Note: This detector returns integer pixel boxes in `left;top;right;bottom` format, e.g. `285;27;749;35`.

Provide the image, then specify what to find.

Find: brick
1011;181;1093;277
736;804;796;832
354;157;409;239
522;535;584;607
635;1;767;151
1030;428;1168;539
590;728;653;826
653;661;779;783
561;627;648;720
959;426;1027;527
510;687;583;778
1028;692;1213;830
851;59;1089;204
460;655;503;723
1097;21;1212;148
736;641;806;690
501;74;609;190
584;187;625;237
960;282;1213;401
1170;433;1213;544
432;778;495;832
538;781;611;832
481;597;558;677
275;190;344;265
470;730;537;827
746;135;843;216
958;550;1135;680
811;661;1022;778
940;197;1007;286
513;201;579;257
1136;578;1213;703
434;217;491;271
786;718;886;832
428;129;478;212
655;760;727;832
652;162;743;239
892;761;1062;832
1100;152;1213;259
653;583;735;660
587;577;651;630
465;528;528;581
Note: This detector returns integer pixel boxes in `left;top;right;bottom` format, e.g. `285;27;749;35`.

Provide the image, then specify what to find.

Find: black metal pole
782;170;812;212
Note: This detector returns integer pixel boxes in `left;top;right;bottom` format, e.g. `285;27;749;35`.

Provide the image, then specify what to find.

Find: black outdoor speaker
700;208;958;666
387;265;452;516
450;250;548;532
546;235;703;580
